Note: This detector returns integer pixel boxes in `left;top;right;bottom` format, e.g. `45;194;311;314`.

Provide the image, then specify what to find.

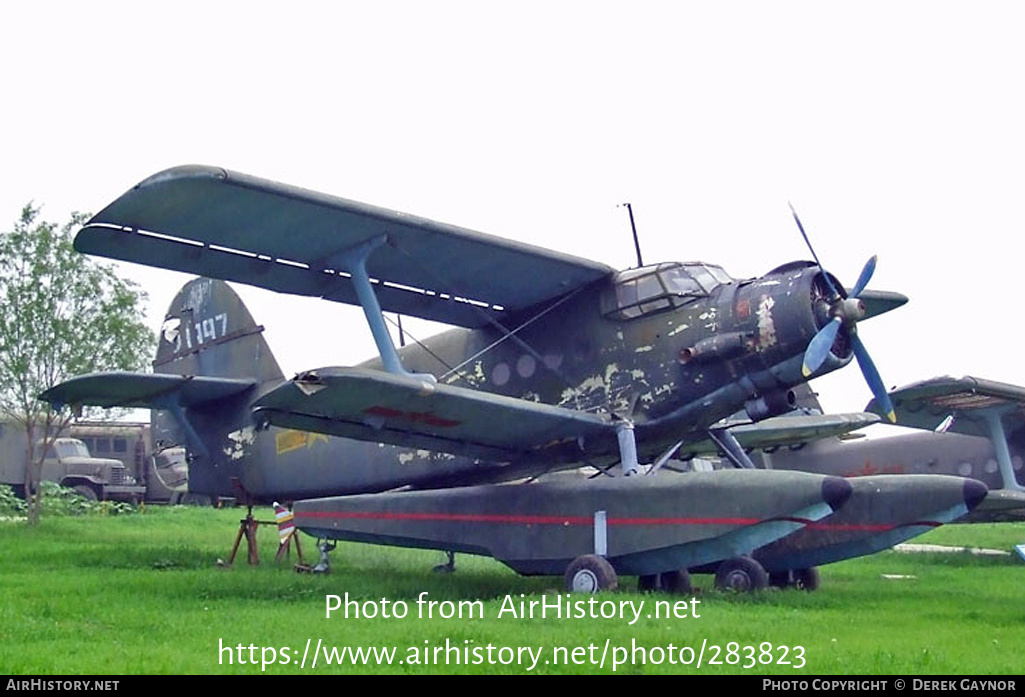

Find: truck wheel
73;484;98;501
565;554;618;593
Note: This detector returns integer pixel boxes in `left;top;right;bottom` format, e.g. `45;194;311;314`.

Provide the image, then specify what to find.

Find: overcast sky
3;1;1023;427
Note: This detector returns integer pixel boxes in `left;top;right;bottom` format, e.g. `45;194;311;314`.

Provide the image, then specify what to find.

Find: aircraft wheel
714;556;768;593
638;570;692;594
660;569;693;595
638;574;659;592
768;571;793;588
792;567;820;592
565;555;618;593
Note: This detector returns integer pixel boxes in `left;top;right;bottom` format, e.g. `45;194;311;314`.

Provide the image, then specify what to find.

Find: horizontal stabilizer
76;166;613;328
678;412;881;457
253;366;613;461
40;372;256;410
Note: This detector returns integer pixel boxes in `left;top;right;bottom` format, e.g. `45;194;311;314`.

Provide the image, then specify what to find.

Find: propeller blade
789;202;842;298
851;333;896;423
802;317;842;377
849;255;878;298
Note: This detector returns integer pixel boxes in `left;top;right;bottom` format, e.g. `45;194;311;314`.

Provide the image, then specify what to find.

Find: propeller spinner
789;204;896;423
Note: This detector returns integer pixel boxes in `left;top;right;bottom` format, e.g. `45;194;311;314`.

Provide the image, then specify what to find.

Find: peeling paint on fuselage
224;426;256;460
361;262;835;460
756;295;777;348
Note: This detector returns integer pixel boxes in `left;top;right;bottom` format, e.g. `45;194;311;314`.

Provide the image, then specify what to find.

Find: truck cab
39;438;146;502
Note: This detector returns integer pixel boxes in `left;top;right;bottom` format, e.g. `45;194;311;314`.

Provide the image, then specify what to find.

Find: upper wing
252;366;615;461
39;372;256;410
866;375;1025;439
76;166;614;328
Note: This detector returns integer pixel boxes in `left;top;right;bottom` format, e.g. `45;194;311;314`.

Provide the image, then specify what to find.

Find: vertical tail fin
154;277;284;383
151;278;283;497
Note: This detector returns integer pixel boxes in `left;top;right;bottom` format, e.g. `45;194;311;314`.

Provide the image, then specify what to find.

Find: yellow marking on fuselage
275;429;330;456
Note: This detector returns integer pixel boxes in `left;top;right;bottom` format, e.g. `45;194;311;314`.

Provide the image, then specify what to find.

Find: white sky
3;1;1024;426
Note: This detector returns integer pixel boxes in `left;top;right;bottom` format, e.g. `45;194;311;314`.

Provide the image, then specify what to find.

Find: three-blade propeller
789;204;896;423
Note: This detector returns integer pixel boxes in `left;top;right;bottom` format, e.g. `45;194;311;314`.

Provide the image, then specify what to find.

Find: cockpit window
601;262;733;321
681;263;732;293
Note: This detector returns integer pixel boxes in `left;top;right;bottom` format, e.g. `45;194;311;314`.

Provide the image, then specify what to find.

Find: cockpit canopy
601;262;733;320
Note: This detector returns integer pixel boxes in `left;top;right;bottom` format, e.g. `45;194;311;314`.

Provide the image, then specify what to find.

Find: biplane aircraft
757;377;1025;524
41;166;986;593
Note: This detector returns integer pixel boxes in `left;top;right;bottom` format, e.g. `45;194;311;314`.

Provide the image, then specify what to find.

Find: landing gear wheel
792;567;820;591
638;569;692;594
660;569;693;594
565;554;618;593
638;574;659;592
714;556;768;593
433;551;456;574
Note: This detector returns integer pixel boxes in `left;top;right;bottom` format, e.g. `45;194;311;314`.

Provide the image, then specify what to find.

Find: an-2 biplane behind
41;166;985;592
760;377;1025;524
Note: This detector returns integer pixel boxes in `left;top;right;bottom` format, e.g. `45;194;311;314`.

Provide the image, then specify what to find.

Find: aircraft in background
757;377;1025;523
40;165;984;592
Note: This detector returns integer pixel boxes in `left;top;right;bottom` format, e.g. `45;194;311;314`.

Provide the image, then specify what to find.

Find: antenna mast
620;202;643;267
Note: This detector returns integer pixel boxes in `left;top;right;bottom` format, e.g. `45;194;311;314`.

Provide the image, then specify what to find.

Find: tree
0;204;155;525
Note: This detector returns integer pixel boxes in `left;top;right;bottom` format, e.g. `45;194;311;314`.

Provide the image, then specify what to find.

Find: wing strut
332;235;436;382
708;427;757;469
616;421;640;476
982;408;1025;492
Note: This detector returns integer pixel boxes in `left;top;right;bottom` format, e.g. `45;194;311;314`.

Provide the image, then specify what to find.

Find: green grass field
1;505;1022;675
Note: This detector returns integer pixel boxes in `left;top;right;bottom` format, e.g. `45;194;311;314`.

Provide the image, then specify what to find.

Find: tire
73;484;98;501
565;554;618;593
659;569;693;595
792;567;820;592
638;569;693;594
638;574;659;592
714;556;769;593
